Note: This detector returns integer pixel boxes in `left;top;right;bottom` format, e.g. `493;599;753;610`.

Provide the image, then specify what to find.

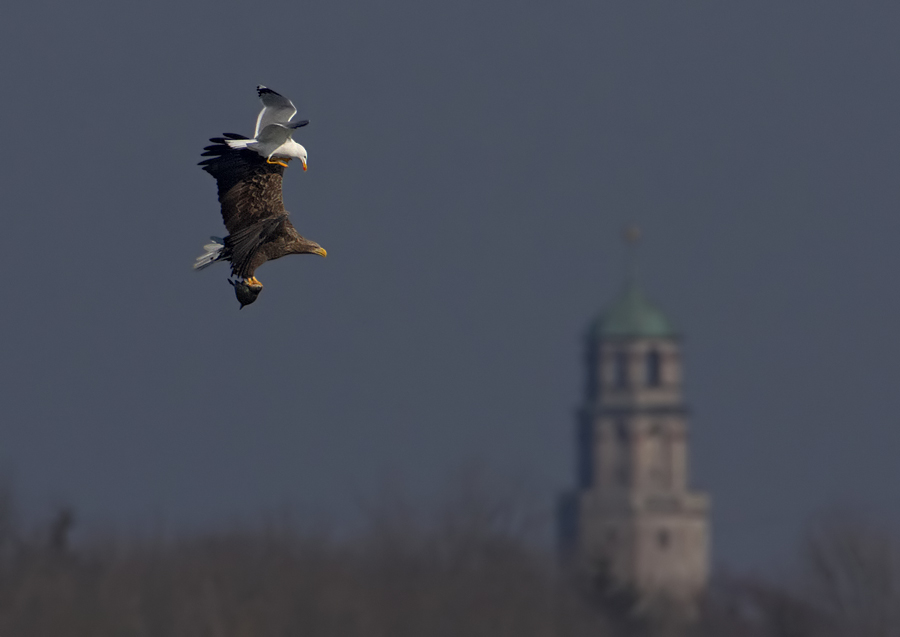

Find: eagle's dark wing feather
224;215;289;279
198;135;287;236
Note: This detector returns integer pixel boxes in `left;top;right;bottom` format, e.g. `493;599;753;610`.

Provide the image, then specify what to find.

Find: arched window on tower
615;420;630;487
657;528;671;550
648;422;666;488
614;350;629;388
646;349;662;387
577;419;593;488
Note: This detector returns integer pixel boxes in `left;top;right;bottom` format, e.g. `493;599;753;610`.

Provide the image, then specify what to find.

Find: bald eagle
194;134;326;308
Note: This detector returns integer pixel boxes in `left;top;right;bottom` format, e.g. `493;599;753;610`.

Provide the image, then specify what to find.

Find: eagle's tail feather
193;237;226;270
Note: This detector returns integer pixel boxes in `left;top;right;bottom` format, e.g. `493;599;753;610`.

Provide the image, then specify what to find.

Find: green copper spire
590;225;677;339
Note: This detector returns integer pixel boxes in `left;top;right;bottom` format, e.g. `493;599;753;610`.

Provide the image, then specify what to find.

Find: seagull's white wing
256;121;308;147
254;86;298;137
256;124;293;148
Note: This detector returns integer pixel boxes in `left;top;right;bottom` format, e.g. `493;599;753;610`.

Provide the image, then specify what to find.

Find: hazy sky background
1;0;899;571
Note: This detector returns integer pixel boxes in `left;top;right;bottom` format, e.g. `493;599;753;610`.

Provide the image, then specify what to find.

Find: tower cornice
579;404;691;419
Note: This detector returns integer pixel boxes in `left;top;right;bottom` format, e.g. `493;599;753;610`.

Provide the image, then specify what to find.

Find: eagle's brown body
194;134;325;306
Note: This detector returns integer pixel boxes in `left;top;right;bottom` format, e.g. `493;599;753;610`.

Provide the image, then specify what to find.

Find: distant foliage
0;480;612;637
0;482;890;637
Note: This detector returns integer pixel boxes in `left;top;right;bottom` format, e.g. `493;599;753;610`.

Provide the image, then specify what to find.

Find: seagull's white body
224;86;308;169
225;123;308;166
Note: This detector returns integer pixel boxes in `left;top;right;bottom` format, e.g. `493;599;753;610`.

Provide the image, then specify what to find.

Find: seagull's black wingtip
257;85;281;98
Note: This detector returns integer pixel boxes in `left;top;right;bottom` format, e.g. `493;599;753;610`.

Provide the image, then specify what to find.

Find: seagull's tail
194;237;226;270
223;137;254;150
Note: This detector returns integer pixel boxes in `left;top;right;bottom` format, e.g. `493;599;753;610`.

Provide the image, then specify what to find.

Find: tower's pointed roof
589;225;677;339
591;281;677;339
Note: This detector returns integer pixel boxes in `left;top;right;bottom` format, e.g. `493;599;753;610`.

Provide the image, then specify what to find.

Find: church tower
559;228;709;611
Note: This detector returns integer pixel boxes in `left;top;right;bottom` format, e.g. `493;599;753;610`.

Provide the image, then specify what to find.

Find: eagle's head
300;238;327;258
229;278;263;309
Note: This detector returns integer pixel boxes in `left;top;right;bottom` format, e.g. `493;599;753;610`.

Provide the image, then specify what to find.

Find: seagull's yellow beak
313;247;327;258
302;159;308;171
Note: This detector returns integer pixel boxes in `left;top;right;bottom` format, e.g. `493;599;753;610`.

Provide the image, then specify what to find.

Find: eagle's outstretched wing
198;134;288;236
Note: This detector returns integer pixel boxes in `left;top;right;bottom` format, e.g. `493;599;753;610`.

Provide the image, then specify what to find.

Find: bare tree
0;477;617;637
802;511;900;637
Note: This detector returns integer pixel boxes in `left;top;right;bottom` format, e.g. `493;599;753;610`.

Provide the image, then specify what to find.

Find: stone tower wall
565;332;710;611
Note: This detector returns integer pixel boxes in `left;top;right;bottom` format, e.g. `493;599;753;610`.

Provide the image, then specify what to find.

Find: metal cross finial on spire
623;224;641;285
623;224;642;245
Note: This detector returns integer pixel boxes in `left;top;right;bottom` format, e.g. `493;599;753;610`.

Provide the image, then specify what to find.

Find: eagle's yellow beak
313;247;327;258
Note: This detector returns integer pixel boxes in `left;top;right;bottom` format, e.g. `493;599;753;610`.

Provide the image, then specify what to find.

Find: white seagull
224;86;309;170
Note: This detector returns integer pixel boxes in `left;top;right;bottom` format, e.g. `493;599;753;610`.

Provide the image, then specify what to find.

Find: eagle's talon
266;157;289;168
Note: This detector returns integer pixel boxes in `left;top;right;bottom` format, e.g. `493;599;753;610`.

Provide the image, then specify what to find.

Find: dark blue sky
1;0;899;571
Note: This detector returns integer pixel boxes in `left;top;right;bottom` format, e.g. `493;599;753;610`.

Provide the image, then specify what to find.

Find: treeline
0;484;895;636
